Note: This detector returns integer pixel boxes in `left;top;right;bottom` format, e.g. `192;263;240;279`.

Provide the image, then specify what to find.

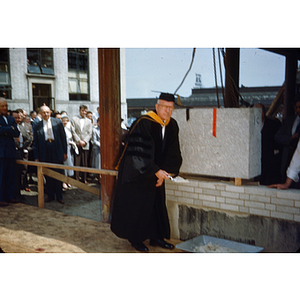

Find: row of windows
0;48;11;99
0;48;90;101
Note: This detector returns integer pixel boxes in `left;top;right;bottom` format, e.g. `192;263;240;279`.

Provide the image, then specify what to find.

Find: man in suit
254;104;282;185
70;105;93;184
12;110;33;201
275;98;300;186
0;98;20;206
17;108;33;191
33;105;67;204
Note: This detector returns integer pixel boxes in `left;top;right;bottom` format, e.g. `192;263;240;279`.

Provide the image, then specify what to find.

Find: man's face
22;110;27;120
79;108;87;118
0;99;8;116
19;112;24;121
12;112;22;124
294;101;300;117
86;113;93;122
41;106;51;121
155;99;174;121
30;112;37;119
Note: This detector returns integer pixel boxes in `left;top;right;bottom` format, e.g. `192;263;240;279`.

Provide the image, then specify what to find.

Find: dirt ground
21;175;103;222
0;176;183;253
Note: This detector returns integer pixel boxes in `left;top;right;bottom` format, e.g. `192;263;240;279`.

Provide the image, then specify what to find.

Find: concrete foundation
166;178;300;253
177;205;300;252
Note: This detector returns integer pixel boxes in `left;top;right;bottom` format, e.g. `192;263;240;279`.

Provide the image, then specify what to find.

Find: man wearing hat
111;93;182;252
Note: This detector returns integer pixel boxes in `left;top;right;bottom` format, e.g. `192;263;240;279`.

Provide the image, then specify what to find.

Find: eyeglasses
157;104;174;111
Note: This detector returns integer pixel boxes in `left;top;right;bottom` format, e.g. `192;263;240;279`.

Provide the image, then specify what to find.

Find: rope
212;48;220;108
221;49;246;107
218;48;225;105
174;48;196;95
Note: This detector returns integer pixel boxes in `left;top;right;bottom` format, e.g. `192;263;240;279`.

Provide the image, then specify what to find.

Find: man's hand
155;169;170;187
79;140;86;147
64;154;68;161
268;177;293;190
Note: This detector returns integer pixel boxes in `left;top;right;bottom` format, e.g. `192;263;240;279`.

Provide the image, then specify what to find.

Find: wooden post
98;48;121;223
37;166;44;208
283;52;297;119
224;48;240;108
235;178;242;186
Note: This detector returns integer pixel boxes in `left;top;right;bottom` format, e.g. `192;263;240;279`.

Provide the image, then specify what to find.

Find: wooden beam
42;168;101;197
37;166;44;208
98;48;121;223
284;53;298;119
16;160;118;176
235;178;242;186
224;48;240;108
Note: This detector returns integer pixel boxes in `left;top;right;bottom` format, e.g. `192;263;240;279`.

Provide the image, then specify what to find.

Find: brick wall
166;179;300;224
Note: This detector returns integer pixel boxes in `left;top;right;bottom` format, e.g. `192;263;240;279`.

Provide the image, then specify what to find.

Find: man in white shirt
33;105;67;203
70;105;93;184
275;99;300;184
269;139;300;189
12;110;32;201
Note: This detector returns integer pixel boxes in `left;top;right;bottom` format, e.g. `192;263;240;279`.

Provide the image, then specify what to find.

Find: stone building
0;48;127;120
127;85;283;120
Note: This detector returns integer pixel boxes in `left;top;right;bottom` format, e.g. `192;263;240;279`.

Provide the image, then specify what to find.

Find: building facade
126;85;283;120
0;48;127;120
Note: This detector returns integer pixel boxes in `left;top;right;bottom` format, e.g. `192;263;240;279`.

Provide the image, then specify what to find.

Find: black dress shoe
0;201;9;207
57;199;65;204
45;198;54;202
131;242;149;252
150;239;174;250
9;199;20;204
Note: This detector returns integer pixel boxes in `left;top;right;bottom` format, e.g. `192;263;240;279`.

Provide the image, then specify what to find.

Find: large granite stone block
172;108;261;179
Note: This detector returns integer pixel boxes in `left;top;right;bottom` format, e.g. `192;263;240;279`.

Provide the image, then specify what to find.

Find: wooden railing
16;160;118;208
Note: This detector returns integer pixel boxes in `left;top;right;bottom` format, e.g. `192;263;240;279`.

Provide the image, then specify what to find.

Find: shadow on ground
22;175;102;222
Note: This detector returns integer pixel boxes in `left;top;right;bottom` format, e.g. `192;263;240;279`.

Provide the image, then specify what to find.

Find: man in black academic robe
111;93;182;252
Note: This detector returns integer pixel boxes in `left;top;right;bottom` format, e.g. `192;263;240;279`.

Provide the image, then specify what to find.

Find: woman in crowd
91;117;101;183
61;114;77;189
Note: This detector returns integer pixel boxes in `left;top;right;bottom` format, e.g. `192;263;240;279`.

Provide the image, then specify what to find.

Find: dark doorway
32;83;52;111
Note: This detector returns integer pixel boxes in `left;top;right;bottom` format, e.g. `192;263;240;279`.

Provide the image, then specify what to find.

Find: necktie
17;125;23;147
47;121;52;139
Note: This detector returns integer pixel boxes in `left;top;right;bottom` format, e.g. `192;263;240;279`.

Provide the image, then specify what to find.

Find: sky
125;48;288;99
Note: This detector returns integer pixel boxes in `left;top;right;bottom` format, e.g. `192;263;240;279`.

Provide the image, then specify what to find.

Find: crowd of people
267;97;300;190
1;92;300;252
252;99;300;190
0;98;101;206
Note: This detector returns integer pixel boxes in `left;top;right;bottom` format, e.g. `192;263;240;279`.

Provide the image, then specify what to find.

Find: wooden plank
42;168;101;197
98;48;121;223
16;160;118;176
37;166;44;208
235;178;242;186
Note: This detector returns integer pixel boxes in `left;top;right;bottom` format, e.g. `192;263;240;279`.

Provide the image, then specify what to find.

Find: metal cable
212;48;220;108
174;48;196;95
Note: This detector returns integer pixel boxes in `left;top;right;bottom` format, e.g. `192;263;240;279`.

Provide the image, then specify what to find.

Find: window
0;48;11;99
68;48;89;101
27;48;54;75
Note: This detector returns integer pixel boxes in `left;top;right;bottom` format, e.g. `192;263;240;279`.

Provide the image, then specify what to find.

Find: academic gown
111;113;182;243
